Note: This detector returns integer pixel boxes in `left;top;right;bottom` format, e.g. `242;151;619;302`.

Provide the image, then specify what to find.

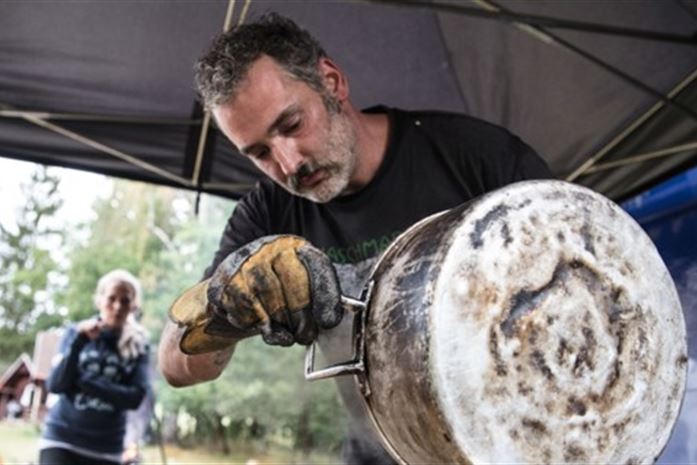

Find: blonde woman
39;269;150;465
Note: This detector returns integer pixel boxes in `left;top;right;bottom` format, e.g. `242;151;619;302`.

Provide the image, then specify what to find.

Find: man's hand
169;235;343;354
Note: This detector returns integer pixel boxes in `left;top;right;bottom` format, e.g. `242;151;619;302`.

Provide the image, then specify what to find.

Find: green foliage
156;339;346;453
0;167;65;359
145;193;347;453
150;193;348;453
60;180;188;321
4;167;348;456
145;193;234;333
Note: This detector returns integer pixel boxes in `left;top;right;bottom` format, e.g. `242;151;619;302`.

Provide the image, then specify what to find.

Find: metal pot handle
304;281;374;384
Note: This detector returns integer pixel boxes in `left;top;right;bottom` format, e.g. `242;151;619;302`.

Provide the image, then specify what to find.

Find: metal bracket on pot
304;281;374;396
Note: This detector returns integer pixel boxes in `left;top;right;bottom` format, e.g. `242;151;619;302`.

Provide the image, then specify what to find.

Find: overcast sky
0;157;110;229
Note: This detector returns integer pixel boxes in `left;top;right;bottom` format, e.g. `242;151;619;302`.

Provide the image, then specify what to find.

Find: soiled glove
169;235;343;355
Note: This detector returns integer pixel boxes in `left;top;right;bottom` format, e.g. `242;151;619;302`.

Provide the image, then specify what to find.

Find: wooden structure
0;353;32;419
0;328;63;422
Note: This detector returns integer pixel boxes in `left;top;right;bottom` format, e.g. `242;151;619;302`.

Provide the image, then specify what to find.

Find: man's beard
285;108;358;203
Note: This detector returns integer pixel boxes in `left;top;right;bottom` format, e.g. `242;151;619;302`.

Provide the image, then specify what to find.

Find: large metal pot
306;180;687;464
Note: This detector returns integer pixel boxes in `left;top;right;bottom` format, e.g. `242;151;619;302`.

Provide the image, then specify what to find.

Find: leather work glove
169;235;343;355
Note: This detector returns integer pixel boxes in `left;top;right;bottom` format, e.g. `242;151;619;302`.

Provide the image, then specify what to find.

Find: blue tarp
623;166;697;464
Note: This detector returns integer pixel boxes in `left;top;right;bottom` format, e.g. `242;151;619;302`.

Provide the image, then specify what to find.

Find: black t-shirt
209;106;550;271
207;106;552;465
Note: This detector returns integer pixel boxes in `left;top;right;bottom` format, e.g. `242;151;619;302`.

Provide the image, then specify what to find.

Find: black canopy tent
0;0;696;202
2;2;697;463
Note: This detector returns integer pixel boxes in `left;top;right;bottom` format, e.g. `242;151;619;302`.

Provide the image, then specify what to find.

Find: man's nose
273;140;304;176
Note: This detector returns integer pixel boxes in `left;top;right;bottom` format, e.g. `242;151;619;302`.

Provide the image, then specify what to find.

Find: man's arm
157;189;266;387
159;236;343;387
158;320;236;387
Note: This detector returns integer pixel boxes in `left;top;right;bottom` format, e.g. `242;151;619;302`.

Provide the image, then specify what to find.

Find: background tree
149;193;348;455
0;167;66;364
60;179;187;321
2;166;347;458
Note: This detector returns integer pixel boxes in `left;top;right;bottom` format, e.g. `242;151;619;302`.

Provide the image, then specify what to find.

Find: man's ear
318;57;349;102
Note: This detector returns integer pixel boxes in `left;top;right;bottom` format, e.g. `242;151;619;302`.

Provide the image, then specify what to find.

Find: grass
0;421;341;465
0;420;39;464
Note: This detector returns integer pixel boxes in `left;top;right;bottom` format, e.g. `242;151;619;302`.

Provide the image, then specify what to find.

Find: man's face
213;56;358;203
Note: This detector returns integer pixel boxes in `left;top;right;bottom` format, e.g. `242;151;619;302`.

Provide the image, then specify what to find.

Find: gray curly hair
194;13;336;109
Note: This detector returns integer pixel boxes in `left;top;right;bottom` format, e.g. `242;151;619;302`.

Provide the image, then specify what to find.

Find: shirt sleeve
508;134;554;182
479;129;554;192
417;111;553;199
45;326;88;394
77;347;150;410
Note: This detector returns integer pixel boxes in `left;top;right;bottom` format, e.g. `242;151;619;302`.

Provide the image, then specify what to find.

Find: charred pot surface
364;204;473;465
430;180;687;464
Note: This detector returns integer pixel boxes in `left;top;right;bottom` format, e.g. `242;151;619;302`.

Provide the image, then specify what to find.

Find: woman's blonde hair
93;269;142;309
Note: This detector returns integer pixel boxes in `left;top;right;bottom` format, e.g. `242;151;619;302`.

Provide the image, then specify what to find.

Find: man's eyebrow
269;104;301;134
240;104;301;155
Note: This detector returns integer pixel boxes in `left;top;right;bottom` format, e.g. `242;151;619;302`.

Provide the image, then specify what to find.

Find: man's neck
349;108;390;191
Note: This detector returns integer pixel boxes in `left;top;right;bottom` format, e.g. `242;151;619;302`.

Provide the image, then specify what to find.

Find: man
159;13;552;465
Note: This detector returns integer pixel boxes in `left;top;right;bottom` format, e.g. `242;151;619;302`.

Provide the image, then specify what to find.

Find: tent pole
469;0;697;124
24;116;189;187
567;65;697;181
370;0;697;123
403;0;697;183
189;0;236;187
0;109;199;125
191;0;252;189
578;141;697;175
367;0;697;45
6;108;192;186
191;113;213;186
